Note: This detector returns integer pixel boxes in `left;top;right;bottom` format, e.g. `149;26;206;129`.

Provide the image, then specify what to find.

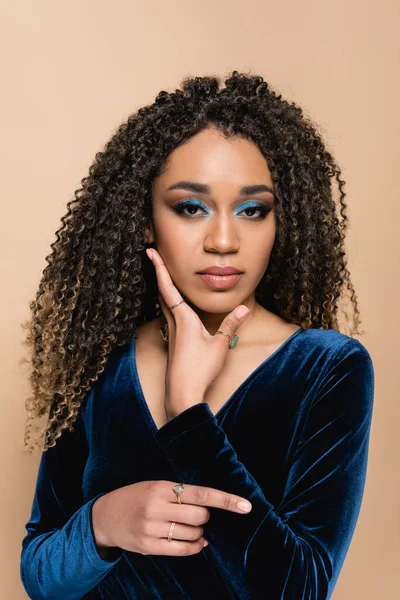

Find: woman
20;70;374;599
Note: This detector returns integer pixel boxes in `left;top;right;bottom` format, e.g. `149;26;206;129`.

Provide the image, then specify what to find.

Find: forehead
152;128;273;194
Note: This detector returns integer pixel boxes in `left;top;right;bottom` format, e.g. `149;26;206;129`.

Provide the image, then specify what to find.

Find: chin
186;297;244;315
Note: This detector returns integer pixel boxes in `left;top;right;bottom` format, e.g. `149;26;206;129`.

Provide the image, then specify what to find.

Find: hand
146;248;250;416
92;480;253;557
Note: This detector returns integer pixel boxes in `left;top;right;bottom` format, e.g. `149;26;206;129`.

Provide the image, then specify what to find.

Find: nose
203;214;240;253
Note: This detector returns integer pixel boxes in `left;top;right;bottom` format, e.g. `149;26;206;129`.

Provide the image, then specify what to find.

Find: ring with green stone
229;335;239;349
216;330;239;349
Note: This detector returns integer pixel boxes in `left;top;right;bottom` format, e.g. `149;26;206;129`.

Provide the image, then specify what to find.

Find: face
148;127;276;332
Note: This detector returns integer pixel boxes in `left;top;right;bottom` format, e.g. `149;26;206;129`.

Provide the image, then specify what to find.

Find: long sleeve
156;338;375;600
20;400;125;600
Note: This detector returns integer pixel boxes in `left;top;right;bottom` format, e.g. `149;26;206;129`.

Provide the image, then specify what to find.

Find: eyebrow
165;180;275;196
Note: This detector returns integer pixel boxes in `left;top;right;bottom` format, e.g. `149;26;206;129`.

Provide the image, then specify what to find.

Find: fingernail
236;306;249;319
203;539;209;547
147;249;153;260
237;501;252;512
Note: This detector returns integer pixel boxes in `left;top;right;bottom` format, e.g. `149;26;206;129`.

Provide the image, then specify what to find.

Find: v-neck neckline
129;326;304;434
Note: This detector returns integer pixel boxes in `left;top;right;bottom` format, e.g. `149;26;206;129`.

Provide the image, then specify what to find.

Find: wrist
92;494;112;550
165;396;204;420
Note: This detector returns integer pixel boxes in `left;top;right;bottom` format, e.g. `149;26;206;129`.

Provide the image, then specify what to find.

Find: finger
158;292;173;327
214;305;250;344
146;248;184;310
158;520;204;542
165;482;252;514
156;537;206;557
167;502;210;526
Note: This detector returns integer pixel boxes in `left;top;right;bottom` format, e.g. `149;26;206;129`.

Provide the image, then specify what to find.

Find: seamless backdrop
1;1;399;598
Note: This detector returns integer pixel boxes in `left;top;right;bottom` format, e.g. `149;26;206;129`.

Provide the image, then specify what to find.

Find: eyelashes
172;198;271;220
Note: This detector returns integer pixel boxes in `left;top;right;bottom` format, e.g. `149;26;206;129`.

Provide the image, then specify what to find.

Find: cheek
249;230;276;274
253;224;276;255
157;229;196;258
155;232;195;281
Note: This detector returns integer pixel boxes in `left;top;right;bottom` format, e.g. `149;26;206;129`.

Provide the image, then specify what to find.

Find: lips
197;272;243;289
197;266;243;275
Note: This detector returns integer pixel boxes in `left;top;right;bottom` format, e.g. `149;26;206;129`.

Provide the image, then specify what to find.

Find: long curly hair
20;69;364;454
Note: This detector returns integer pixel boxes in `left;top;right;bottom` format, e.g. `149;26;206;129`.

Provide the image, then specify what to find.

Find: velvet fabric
20;327;375;599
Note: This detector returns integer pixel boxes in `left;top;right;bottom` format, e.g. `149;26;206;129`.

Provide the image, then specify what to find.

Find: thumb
216;304;250;345
234;305;250;320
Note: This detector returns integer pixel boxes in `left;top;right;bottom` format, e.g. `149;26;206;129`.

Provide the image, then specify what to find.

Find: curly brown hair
20;69;364;455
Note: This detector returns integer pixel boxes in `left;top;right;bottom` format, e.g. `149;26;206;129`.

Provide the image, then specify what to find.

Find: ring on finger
169;299;185;311
216;330;239;349
159;300;185;342
168;521;176;542
168;483;185;542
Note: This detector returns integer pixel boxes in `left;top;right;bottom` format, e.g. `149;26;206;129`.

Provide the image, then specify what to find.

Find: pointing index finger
178;484;252;514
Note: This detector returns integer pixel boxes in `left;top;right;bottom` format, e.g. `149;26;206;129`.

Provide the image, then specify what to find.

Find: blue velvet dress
20;327;375;599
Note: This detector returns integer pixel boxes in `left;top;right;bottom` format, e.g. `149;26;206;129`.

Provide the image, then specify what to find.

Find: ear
145;220;156;245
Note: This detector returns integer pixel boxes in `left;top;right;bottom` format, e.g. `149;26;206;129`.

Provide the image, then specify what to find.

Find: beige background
1;0;399;597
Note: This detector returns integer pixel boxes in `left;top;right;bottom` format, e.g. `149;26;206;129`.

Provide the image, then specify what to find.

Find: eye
172;199;209;218
171;198;271;220
236;202;271;220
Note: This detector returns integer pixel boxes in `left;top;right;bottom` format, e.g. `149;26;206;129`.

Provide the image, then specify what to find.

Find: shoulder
298;327;373;367
292;329;375;410
301;329;375;415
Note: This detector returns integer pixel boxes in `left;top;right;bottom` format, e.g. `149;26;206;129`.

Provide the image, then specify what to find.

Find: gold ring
168;521;176;542
169;299;185;311
173;483;184;503
216;330;239;349
215;330;232;342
